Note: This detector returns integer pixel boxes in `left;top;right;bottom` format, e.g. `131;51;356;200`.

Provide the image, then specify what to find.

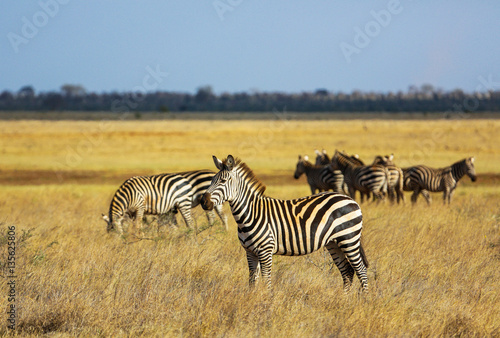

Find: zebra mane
224;156;267;196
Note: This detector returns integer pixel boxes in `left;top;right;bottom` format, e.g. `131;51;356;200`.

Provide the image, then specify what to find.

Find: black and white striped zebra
294;155;344;194
102;173;194;234
201;155;368;292
331;150;388;203
372;154;405;204
404;157;476;205
179;170;228;230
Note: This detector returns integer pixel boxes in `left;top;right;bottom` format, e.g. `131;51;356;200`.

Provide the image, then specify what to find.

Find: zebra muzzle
201;192;214;210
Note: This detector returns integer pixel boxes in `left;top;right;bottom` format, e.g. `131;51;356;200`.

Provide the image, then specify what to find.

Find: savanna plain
0;113;499;336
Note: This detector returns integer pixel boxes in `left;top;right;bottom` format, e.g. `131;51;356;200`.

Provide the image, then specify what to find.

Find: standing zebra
201;155;368;292
372;154;405;204
294;155;344;194
404;157;476;205
179;170;228;230
102;173;194;235
331;150;388;203
314;149;330;165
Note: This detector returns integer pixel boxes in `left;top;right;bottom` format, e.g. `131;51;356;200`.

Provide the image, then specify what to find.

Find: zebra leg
258;250;274;289
342;243;369;293
134;208;146;236
205;210;216;226
178;205;196;231
325;241;354;292
411;189;420;204
421;190;432;205
215;204;228;230
246;251;260;287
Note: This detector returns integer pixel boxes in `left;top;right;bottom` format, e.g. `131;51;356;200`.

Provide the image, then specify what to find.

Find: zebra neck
229;191;264;225
451;162;466;181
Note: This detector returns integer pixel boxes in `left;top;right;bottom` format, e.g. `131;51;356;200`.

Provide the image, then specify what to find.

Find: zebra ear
298;155;302;160
314;149;321;156
322;149;327;154
102;214;109;223
213;156;224;170
304;155;309;162
470;157;475;163
226;155;235;170
389;154;394;161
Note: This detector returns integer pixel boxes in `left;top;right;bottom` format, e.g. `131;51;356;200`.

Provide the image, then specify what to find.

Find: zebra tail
383;166;390;194
359;241;369;268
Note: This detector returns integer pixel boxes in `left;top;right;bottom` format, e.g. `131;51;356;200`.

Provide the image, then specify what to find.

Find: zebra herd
102;151;476;293
295;149;476;205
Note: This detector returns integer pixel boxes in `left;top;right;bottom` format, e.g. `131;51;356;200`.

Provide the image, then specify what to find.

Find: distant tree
42;93;63;110
18;85;35;98
315;88;329;96
61;84;86;97
195;85;214;103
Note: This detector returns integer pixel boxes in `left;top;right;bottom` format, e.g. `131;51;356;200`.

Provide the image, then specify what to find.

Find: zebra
294;155;344;194
178;170;228;230
201;155;368;292
372;154;405;204
102;173;194;235
314;149;330;165
331;150;388;203
404;157;476;205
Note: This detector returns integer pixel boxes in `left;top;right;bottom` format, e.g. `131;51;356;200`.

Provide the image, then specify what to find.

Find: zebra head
294;155;310;179
315;149;330;165
201;155;239;210
466;157;477;182
101;213;123;233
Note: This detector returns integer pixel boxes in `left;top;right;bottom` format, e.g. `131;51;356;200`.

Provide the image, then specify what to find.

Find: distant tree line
1;84;500;113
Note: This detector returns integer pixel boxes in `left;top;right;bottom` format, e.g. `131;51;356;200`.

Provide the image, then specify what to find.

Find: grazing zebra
201;155;368;292
179;170;228;230
404;157;476;205
294;155;344;194
102;173;194;234
331;150;388;203
372;154;405;204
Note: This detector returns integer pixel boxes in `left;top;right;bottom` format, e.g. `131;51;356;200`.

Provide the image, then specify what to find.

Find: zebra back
332;150;388;199
108;173;193;225
177;169;216;207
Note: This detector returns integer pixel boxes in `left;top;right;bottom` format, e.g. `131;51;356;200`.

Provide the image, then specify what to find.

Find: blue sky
1;1;499;94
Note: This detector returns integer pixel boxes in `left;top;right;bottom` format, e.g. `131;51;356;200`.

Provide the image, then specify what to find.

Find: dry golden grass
0;115;499;336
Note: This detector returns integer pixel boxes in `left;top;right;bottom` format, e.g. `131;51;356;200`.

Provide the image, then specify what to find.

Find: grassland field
0;113;499;336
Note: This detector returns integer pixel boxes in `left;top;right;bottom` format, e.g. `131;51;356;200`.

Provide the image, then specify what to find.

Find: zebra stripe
372;154;405;204
178;170;228;230
331;150;388;202
404;157;476;204
201;155;368;292
294;155;344;194
102;173;194;234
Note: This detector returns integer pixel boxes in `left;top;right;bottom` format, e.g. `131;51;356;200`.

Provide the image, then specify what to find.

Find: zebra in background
179;170;228;230
372;154;405;204
314;149;330;165
201;155;369;292
294;155;344;194
102;173;194;235
404;157;476;205
331;150;388;203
